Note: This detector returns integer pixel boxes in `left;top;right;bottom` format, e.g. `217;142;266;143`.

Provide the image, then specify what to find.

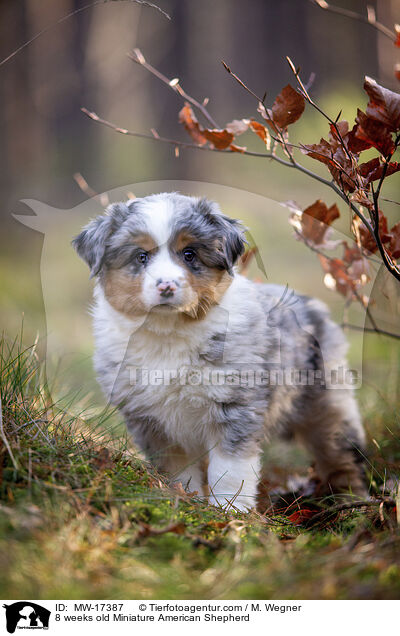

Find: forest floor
1;334;400;600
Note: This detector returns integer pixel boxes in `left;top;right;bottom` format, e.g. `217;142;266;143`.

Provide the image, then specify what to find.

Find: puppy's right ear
72;215;112;278
72;203;131;277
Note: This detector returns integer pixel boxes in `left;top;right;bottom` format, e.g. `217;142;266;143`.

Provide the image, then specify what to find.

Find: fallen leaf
137;521;186;538
288;508;317;525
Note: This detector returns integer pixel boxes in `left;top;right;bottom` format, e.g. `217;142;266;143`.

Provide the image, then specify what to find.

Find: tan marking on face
172;231;221;255
131;233;157;251
181;269;232;321
172;231;198;252
103;269;146;317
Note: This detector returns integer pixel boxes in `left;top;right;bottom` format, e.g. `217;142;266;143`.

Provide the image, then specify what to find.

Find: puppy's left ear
220;216;246;272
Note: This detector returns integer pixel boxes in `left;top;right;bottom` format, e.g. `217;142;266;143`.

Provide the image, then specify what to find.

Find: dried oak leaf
301;139;356;192
289;199;340;247
178;103;234;150
364;76;400;132
271;84;305;128
249;119;271;147
288;509;317;526
343;242;370;282
301;200;340;244
179;103;208;145
257;85;305;131
359;157;400;183
137;521;186;539
352;109;395;157
389;222;400;259
319;255;357;297
359;210;392;254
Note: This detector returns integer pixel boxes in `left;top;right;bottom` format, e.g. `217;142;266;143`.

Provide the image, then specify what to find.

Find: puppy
73;192;366;510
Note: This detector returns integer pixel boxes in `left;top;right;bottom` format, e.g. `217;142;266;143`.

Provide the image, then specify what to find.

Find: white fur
208;448;261;511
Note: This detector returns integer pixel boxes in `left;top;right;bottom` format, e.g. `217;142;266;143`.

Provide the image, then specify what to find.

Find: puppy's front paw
208;494;255;513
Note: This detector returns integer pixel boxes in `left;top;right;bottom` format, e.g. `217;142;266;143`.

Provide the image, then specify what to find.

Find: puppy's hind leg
296;389;367;497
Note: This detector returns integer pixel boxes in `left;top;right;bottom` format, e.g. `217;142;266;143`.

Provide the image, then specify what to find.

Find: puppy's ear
72;202;130;277
221;216;246;272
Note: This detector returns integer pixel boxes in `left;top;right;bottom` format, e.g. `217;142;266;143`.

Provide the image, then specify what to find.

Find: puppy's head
72;193;245;319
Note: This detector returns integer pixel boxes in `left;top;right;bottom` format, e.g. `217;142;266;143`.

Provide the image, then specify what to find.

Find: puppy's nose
156;280;177;298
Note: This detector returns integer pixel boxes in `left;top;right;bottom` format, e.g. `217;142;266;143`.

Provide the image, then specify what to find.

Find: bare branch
222;61;265;104
341;323;400;341
80;107;275;158
308;0;397;42
0;1;169;69
129;49;219;128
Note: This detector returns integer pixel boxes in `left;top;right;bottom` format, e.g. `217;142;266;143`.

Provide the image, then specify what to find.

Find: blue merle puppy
73;192;367;510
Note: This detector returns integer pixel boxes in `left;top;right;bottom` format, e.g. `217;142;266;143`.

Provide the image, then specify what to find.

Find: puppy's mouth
151;302;180;312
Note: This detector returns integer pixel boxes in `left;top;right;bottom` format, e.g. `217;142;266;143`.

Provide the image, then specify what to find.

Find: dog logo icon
3;602;51;634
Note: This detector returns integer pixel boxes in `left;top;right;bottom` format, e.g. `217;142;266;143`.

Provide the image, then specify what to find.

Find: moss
0;334;400;600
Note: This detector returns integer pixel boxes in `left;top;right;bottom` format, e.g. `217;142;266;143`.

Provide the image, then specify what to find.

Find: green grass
1;334;400;600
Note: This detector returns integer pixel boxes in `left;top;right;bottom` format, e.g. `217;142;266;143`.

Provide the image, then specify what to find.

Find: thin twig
129;49;219;128
305;497;395;528
222;61;265;104
307;0;397;42
0;0;169;69
341;323;400;341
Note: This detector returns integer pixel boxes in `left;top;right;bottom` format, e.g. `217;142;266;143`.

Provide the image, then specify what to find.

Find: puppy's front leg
208;447;260;511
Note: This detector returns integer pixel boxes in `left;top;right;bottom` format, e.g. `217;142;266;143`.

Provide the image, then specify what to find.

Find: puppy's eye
137;251;149;264
183;248;196;263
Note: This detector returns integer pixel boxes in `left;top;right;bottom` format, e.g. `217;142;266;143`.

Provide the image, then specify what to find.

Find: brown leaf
178;103;208;145
343;242;370;282
389;222;400;259
319;255;357;297
349;189;373;209
249;119;270;146
359;157;400;183
271;84;305;128
329;120;350;147
202;128;235;150
178;103;240;151
364;76;400;132
137;521;186;538
359;211;392;254
352;109;395;157
301;138;335;168
292;199;340;246
257;86;304;131
301;140;356;191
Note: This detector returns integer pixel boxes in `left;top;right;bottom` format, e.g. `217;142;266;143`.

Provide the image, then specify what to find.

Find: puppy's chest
112;330;227;442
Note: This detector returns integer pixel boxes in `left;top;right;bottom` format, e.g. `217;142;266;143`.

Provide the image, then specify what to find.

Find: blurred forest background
0;0;399;402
